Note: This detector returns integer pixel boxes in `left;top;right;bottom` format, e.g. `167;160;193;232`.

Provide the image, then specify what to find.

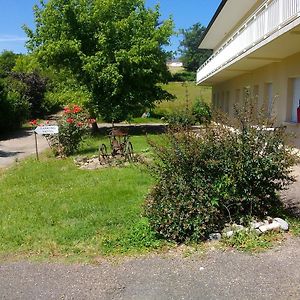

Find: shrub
192;98;212;124
169;71;196;82
0;80;29;133
166;99;212;128
145;105;298;243
46;104;93;156
10;71;48;118
167;110;196;128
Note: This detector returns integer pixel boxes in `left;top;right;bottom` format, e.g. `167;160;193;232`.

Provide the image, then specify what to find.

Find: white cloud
0;35;28;42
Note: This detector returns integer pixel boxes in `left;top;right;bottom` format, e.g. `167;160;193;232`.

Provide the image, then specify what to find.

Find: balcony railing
197;0;300;84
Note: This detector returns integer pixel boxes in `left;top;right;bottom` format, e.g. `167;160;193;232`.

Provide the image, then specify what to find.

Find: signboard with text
34;126;59;135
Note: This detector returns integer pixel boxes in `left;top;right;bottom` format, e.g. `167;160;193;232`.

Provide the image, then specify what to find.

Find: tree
0;50;20;78
10;71;48;117
179;23;212;72
24;0;174;122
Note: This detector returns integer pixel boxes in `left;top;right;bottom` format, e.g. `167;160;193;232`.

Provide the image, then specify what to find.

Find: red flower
88;118;96;124
29;119;37;126
64;107;71;114
77;122;83;127
73;105;81;113
66;118;74;124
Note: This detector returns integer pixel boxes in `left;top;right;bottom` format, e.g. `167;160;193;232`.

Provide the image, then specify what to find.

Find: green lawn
1;134;299;262
154;82;212;116
0;135;168;262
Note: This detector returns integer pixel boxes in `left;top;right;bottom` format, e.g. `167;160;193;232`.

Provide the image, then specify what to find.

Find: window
221;91;225;111
235;89;241;105
216;92;220;108
253;85;259;103
265;83;273;116
212;93;216;108
225;91;230;113
291;78;300;123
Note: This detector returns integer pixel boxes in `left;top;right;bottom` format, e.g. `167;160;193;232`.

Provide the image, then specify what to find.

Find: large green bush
192;98;212;124
145;106;298;243
0;81;29;133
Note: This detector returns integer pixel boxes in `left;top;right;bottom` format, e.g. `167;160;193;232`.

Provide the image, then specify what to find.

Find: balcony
197;0;300;85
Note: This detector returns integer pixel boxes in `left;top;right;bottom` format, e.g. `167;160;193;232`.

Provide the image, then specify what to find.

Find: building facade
197;0;300;144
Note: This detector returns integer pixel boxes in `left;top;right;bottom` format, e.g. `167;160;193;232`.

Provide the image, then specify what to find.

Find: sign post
34;132;39;161
34;125;59;161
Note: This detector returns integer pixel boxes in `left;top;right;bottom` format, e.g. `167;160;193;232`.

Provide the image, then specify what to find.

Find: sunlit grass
0;135;168;262
155;82;212;116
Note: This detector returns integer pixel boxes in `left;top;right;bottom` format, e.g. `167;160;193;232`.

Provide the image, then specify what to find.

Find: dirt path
0;130;49;169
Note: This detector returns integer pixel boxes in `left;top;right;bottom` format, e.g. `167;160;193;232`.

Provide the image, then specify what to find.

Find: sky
0;0;221;54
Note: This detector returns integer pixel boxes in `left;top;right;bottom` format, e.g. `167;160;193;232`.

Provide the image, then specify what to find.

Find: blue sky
0;0;221;54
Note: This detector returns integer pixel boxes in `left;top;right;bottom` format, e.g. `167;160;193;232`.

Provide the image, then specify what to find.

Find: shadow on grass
95;124;167;136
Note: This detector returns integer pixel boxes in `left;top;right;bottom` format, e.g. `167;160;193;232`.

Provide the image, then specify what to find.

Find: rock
141;112;150;118
223;230;234;238
255;228;263;235
232;224;245;231
274;218;289;231
250;221;264;229
258;222;281;233
209;233;222;241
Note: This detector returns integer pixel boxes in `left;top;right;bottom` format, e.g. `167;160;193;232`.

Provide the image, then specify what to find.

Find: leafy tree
179;23;212;72
10;71;48;117
0;50;20;78
24;0;174;122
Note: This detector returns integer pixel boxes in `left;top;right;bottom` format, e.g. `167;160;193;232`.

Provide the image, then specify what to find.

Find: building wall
212;51;300;147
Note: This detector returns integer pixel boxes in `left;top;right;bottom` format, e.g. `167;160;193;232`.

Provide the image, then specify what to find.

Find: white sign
34;125;59;135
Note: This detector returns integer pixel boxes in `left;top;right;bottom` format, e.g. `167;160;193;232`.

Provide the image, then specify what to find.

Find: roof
199;0;257;50
198;0;228;47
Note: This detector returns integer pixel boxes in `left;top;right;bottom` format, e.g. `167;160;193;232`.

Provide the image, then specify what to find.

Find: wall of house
212;51;300;147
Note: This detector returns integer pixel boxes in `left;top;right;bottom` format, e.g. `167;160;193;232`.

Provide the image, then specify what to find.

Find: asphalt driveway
0;129;49;169
0;236;300;300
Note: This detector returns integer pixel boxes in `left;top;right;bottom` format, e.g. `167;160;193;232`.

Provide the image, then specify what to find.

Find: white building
197;0;300;145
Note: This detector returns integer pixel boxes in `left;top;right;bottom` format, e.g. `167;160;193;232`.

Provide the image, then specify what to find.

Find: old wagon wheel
98;143;108;161
124;141;134;162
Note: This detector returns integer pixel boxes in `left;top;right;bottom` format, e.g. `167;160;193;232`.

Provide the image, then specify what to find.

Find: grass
222;230;285;252
168;66;185;74
0;135;169;262
123;82;212;122
129;117;164;124
1;133;299;262
155;82;211;116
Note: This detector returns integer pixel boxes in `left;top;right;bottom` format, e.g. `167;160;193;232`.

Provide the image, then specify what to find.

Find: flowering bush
51;104;92;156
28;105;95;156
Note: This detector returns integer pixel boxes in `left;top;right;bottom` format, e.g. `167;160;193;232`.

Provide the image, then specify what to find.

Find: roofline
199;0;228;48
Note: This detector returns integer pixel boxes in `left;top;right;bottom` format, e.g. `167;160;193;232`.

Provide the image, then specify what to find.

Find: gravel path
0;130;49;169
0;237;300;300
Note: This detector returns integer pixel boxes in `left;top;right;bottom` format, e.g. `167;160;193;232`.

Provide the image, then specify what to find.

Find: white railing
197;0;300;84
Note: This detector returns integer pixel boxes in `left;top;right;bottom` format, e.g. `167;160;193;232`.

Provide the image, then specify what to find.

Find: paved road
0;130;49;169
0;237;300;300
